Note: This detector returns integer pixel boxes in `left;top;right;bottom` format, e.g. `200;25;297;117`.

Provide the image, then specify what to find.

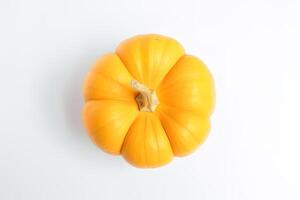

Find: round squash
83;34;215;168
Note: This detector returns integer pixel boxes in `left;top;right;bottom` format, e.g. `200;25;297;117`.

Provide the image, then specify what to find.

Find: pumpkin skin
83;34;215;168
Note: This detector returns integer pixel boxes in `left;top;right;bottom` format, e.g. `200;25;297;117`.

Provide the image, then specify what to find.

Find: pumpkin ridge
144;35;156;87
143;114;148;167
135;39;145;83
91;118;127;153
120;113;141;161
157;109;199;151
150;115;161;164
156;109;175;156
158;103;204;117
150;37;170;89
156;111;186;155
96;70;133;93
115;47;145;84
155;54;185;89
157;73;203;92
161;110;199;142
84;71;134;102
84;101;137;133
158;93;214;117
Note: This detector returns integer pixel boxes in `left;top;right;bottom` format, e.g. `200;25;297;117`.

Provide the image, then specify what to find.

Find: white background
0;0;300;199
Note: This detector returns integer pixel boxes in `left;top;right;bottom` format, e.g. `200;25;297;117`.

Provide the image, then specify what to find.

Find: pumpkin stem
131;80;159;112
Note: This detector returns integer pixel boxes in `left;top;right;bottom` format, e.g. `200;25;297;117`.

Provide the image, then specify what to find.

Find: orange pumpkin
83;34;215;168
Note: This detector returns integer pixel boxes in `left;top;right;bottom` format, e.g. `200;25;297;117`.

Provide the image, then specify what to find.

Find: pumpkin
83;34;215;168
